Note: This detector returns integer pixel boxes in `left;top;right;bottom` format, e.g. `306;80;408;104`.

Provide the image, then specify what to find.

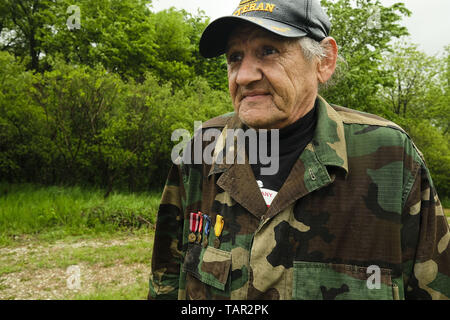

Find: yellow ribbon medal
214;215;224;248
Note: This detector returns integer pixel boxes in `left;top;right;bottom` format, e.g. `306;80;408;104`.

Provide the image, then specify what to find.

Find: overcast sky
151;0;449;56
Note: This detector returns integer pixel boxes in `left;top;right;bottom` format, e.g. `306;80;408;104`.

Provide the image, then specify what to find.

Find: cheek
271;73;298;108
269;62;298;98
283;67;315;100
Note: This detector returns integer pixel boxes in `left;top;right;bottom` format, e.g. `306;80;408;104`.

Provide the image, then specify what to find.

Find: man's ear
317;37;338;84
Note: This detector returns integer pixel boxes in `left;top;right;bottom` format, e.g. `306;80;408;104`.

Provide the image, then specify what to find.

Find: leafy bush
0;182;162;239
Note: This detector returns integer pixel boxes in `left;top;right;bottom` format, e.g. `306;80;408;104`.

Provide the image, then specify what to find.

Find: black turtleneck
246;101;318;206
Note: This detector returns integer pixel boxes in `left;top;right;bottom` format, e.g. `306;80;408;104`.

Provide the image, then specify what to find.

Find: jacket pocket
183;244;232;292
293;261;395;300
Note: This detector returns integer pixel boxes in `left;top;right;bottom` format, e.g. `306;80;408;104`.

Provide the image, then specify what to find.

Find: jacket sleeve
148;164;185;300
402;160;450;300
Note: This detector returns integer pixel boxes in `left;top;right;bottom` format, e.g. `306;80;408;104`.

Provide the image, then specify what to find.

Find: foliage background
0;0;449;199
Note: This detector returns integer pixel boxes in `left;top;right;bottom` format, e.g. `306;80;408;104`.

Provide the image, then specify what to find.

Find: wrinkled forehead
226;21;294;52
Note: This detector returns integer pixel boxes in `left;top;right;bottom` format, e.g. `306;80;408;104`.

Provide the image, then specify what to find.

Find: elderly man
148;0;450;300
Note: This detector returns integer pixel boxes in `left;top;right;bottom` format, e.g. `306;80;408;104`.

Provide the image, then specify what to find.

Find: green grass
0;232;153;275
0;182;162;245
71;279;149;300
0;231;154;300
0;182;161;299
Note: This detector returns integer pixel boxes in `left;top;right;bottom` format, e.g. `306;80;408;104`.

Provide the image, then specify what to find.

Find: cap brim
199;16;308;58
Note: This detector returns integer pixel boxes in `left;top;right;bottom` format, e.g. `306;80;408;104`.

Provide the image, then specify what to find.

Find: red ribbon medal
188;212;199;243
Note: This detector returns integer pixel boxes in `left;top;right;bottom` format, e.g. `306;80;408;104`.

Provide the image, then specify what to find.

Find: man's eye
227;52;242;63
262;47;278;56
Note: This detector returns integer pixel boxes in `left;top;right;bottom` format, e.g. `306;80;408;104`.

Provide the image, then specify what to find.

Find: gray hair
298;37;329;62
298;37;346;88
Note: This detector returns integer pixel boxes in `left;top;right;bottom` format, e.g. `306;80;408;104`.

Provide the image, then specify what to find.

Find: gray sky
151;0;450;56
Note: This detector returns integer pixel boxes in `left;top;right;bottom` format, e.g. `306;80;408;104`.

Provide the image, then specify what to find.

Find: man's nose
235;56;263;86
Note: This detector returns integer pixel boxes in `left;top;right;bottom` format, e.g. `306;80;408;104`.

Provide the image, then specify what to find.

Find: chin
236;105;286;129
239;116;280;130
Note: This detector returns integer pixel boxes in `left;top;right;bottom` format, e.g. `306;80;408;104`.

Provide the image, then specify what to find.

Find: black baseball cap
200;0;331;58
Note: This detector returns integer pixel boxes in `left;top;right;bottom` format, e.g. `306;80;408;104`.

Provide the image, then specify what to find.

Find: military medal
188;212;199;243
196;212;204;244
202;214;211;248
214;214;224;249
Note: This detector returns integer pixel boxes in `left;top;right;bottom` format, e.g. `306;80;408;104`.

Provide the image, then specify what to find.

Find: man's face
226;24;319;129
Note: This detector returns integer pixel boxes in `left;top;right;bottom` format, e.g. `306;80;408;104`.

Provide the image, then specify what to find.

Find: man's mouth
241;91;271;102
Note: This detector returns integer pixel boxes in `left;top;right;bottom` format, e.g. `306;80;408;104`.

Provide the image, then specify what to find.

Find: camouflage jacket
148;96;450;300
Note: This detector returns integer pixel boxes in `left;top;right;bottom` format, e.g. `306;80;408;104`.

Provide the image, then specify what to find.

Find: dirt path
0;235;152;300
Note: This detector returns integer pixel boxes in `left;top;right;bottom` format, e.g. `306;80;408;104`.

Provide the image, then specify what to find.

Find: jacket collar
313;95;349;176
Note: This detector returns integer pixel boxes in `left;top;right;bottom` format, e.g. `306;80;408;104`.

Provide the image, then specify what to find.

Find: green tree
0;51;49;182
0;1;226;87
320;0;411;115
380;41;440;117
0;0;56;71
43;0;158;80
145;7;228;89
148;8;195;86
378;42;450;198
31;61;123;185
0;0;159;79
423;45;450;136
183;10;229;91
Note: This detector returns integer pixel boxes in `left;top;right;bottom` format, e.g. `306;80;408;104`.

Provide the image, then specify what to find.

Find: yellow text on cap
233;2;276;16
